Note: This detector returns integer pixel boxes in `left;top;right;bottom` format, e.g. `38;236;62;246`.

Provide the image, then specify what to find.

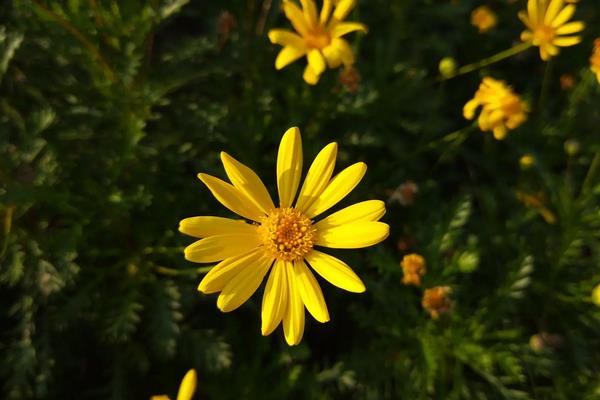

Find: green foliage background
1;0;600;398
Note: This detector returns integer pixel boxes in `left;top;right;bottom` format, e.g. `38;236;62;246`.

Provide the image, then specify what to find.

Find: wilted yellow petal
306;250;365;293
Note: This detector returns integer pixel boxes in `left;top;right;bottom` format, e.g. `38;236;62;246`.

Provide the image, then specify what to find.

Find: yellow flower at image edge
179;127;389;346
463;77;528;140
151;369;197;400
591;39;600;84
519;0;584;61
268;0;367;85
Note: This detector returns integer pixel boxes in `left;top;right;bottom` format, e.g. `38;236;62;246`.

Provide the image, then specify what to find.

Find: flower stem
439;42;533;81
580;152;600;198
0;205;14;259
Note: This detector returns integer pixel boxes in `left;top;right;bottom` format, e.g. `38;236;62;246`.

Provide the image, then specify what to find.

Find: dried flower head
422;286;452;319
401;253;426;286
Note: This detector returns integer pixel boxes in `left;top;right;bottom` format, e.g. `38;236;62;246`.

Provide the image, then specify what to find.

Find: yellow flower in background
151;369;197;400
463;77;528;140
519;154;535;170
592;284;600;306
401;253;426;286
519;0;585;61
591;39;600;84
471;6;497;33
180;127;389;346
422;286;452;319
268;0;367;85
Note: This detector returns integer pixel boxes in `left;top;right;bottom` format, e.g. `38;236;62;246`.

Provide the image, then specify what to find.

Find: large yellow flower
519;0;585;61
268;0;367;85
179;127;389;345
463;77;529;140
151;369;197;400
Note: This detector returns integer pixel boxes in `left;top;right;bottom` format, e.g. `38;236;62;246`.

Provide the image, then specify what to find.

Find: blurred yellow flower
401;253;426;286
180;127;389;346
268;0;367;85
519;0;585;61
520;154;535;169
592;284;600;306
463;77;528;140
151;369;197;400
422;286;452;319
471;6;497;33
591;39;600;84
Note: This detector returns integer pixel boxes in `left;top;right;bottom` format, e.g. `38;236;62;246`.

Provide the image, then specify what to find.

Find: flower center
533;25;555;45
304;26;331;49
258;208;316;261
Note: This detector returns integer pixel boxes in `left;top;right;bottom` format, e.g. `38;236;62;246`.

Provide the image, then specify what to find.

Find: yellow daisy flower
519;0;585;61
463;77;529;140
179;127;389;346
471;6;497;34
591;39;600;84
151;369;197;400
268;0;367;85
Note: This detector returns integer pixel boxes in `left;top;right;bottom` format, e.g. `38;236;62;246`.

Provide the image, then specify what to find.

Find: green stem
538;60;552;109
154;265;213;276
580;152;600;198
439;42;533;81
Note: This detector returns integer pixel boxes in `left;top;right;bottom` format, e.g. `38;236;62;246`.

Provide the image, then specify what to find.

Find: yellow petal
268;29;305;48
185;234;261;263
333;0;356;21
307;49;326;75
217;255;273;312
295;142;338;212
314;200;385;231
304;162;367;218
198;173;264;221
179;216;256;238
151;396;170;400
221;152;275;212
275;46;306;70
176;369;197;400
322;43;343;68
283;263;305;345
294;260;329;322
527;0;538;24
520;30;533;42
463;98;480;120
303;64;321;85
316;221;389;248
551;4;575;28
305;250;365;293
553;35;581;47
261;259;289;335
330;22;367;38
518;10;533;29
300;0;318;27
283;0;310;36
320;0;333;24
277;127;303;207
330;37;354;66
555;21;584;35
198;249;264;294
544;0;564;24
